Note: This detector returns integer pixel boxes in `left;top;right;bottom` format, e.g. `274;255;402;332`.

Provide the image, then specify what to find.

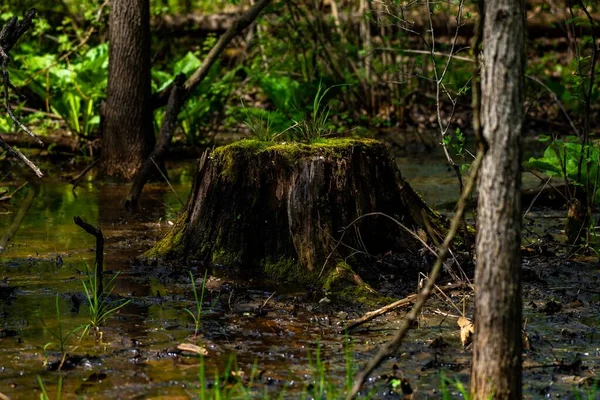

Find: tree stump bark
143;138;447;296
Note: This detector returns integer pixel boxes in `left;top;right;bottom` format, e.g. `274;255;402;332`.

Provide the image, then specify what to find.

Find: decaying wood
152;8;599;40
144;139;448;287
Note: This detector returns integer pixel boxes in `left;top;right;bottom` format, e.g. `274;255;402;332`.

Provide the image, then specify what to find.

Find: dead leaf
457;316;474;347
177;343;208;356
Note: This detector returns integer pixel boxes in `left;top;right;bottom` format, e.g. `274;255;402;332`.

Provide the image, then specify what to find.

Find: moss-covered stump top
143;138;445;289
212;138;379;178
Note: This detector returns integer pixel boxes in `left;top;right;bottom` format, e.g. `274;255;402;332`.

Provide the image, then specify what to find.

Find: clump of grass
80;262;130;337
574;379;599;400
241;101;283;143
42;294;83;370
193;336;371;399
290;82;343;143
185;270;208;339
37;374;63;400
440;372;470;400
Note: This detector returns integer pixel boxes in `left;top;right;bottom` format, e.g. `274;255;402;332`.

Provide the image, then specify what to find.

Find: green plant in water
37;374;63;400
80;262;131;337
526;136;600;202
196;353;255;400
526;136;600;245
573;379;599;400
42;294;83;370
185;270;208;339
192;336;368;399
344;334;354;395
440;372;471;400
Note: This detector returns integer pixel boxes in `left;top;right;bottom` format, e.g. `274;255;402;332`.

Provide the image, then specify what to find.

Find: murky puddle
0;156;598;399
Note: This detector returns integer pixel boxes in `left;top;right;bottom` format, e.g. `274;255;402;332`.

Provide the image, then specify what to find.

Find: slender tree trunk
470;2;525;400
102;0;153;180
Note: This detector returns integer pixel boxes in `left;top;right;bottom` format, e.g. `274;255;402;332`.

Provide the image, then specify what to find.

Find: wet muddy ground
0;157;598;399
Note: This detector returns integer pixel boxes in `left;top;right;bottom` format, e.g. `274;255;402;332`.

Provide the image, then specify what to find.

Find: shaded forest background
1;0;597;159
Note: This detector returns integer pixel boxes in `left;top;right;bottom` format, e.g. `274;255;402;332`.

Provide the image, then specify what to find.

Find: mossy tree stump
144;138;447;294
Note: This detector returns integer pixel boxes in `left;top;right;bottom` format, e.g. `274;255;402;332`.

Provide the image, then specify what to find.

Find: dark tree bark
126;0;272;209
102;0;153;180
470;1;525;399
143;139;449;295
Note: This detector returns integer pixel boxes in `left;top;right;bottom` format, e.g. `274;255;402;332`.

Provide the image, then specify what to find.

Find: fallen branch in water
74;216;104;296
347;146;484;399
70;158;100;191
345;281;468;332
0;181;27;202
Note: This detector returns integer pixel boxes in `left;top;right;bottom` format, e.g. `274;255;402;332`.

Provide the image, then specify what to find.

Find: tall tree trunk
470;1;525;400
102;0;153;180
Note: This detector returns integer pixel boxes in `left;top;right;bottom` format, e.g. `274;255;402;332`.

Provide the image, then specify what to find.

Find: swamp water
0;158;598;399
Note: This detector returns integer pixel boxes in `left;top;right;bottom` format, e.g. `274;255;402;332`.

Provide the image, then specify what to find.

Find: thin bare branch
347;146;485;400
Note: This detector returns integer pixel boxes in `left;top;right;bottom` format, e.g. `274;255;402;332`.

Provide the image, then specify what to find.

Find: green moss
322;262;391;307
211;140;268;179
262;257;317;284
141;212;188;261
211;138;381;180
211;248;237;266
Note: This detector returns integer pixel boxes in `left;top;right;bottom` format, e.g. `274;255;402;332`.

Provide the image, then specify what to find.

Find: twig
70;158;100;191
375;47;474;62
74;216;104;296
318;210;454;280
150;156;184;207
346;281;467;332
184;0;272;92
0;136;43;177
124;74;186;210
259;291;276;313
348;146;485;400
526;75;580;137
0;181;27;202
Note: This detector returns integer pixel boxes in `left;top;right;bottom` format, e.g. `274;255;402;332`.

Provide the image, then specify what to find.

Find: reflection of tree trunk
102;0;153;180
97;182;168;297
471;1;525;399
0;183;38;253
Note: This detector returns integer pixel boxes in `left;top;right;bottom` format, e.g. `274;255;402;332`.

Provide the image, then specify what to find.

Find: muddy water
0;157;598;399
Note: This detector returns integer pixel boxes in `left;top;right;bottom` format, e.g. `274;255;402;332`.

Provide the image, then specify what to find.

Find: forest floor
0;151;598;399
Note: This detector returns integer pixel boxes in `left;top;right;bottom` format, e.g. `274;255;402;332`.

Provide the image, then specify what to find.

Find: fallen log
152;9;599;40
